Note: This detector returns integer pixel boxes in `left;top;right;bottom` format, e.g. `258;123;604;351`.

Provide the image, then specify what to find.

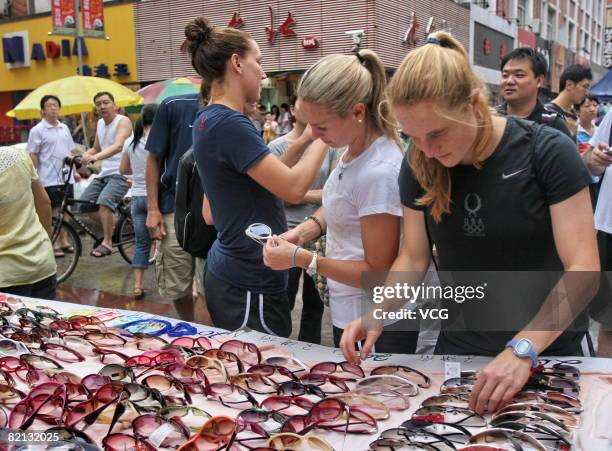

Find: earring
358;119;363;123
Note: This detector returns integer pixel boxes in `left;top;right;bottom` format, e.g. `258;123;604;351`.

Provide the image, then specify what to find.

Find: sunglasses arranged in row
0;296;585;451
365;363;583;451
0;298;433;450
0;374;392;450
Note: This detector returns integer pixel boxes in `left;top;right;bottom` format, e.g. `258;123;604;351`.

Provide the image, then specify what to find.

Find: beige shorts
155;213;195;300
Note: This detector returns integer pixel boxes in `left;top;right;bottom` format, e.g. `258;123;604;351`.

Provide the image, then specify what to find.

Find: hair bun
185;17;213;51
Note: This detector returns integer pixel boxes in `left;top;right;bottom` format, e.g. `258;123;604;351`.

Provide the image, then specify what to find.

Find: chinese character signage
403;12;419;45
228;12;244;28
473;23;514;70
265;7;297;44
51;0;77;36
82;0;106;39
604;27;612;68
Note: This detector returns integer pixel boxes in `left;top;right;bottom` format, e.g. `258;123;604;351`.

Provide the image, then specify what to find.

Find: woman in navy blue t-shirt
184;18;328;337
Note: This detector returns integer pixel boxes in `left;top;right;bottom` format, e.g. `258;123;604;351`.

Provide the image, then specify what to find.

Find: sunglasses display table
0;293;611;451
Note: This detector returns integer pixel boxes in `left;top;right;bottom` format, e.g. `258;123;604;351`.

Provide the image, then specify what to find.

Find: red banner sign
51;0;77;36
82;0;105;39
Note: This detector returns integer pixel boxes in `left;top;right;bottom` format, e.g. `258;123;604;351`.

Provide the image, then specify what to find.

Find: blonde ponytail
297;50;400;146
388;32;494;222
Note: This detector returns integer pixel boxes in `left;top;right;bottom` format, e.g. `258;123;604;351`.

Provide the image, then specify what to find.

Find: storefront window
517;0;527;27
547;7;556;40
32;0;51;13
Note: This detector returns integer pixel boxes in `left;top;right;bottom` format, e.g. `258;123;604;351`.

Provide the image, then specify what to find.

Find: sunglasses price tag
148;423;175;448
445;362;461;381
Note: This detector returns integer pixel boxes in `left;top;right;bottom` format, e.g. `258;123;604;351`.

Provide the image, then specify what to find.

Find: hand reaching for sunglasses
468;348;532;415
339;315;384;365
263;236;299;270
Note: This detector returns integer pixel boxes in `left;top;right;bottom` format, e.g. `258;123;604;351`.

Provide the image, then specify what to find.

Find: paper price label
148;423;175;448
445;361;461;381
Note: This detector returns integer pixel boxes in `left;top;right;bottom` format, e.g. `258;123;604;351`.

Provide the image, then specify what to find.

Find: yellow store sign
0;3;137;92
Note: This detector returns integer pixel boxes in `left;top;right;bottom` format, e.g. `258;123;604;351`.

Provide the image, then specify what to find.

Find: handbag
304;235;329;306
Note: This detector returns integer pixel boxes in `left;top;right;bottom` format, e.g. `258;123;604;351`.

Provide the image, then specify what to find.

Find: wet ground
56;233;336;346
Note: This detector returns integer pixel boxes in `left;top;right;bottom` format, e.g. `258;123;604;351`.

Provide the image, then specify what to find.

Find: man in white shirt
27;95;76;257
79;92;133;257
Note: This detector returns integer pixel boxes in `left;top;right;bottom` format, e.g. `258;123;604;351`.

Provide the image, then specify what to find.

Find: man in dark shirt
497;47;571;138
145;93;205;321
547;64;592;137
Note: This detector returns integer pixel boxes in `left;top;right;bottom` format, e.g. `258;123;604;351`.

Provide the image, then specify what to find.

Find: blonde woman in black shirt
341;32;599;415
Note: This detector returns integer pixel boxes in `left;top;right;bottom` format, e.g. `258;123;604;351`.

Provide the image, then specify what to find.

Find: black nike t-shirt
399;117;593;356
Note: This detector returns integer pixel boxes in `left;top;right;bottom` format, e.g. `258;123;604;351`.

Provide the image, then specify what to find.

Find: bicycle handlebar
64;156;83;169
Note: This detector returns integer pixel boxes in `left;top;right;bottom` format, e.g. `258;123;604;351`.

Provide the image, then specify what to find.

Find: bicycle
51;156;156;283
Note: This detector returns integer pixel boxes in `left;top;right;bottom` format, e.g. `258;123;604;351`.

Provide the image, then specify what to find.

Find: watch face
515;339;531;355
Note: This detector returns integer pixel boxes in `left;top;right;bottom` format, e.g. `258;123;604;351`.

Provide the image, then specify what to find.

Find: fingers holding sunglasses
339;316;383;365
469;349;532;415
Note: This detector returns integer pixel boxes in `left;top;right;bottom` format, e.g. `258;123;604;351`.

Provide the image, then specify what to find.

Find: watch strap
506;339;539;368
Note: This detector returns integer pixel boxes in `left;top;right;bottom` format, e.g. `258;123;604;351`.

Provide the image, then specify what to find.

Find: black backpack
174;148;217;258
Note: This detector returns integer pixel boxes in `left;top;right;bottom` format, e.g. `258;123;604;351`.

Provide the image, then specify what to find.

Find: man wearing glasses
546;64;593;138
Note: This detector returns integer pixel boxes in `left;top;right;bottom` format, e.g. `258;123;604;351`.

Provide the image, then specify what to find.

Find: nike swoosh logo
502;168;527;179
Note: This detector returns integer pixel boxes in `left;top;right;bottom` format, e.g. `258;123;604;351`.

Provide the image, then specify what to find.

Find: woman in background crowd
278;102;293;136
576;95;601;207
576;94;599;152
270;104;280;122
120;104;158;300
262;112;279;144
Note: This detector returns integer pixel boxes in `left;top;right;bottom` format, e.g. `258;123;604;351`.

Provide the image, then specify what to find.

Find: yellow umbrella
6;76;143;120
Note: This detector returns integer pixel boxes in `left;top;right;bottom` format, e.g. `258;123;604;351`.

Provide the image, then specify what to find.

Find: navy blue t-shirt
145;94;200;214
193;104;288;294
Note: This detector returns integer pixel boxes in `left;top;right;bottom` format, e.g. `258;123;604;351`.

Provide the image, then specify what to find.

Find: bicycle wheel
116;214;135;264
116;214;158;266
51;220;81;283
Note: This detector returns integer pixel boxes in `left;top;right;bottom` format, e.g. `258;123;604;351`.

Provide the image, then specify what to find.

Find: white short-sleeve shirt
26;119;75;187
122;136;148;197
323;136;403;328
589;111;612;233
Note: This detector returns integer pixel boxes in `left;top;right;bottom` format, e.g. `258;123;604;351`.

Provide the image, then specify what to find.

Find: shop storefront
0;2;138;131
134;0;470;109
470;4;516;103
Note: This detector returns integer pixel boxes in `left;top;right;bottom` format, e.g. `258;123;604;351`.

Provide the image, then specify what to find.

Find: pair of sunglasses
246;223;274;245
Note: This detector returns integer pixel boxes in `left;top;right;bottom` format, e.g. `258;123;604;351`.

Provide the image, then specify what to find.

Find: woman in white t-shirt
119;104;157;299
263;50;419;354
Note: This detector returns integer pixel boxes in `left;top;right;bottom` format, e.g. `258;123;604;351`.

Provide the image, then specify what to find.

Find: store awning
590;70;612;102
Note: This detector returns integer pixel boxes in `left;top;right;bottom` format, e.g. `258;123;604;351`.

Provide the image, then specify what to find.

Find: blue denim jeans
131;196;151;269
